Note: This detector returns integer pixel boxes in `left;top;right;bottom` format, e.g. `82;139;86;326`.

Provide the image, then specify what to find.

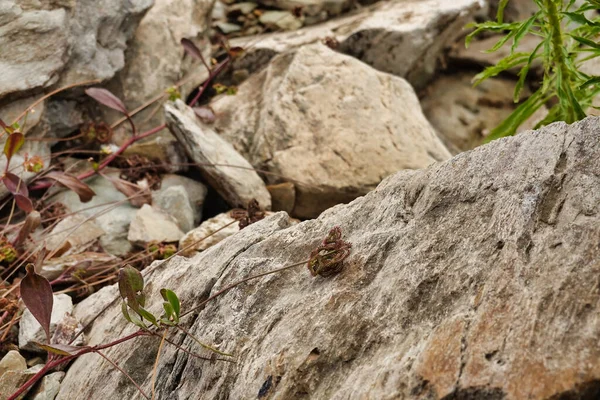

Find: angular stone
19;294;74;353
0;2;69;98
58;118;600;399
165;99;272;210
45;214;105;257
229;0;483;89
210;43;450;218
153;185;195;233
157;174;208;226
0;351;26;377
128;204;185;245
31;371;65;400
178;212;240;256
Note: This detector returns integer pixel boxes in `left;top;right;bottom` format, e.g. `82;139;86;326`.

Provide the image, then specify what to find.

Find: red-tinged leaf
4;132;24;164
20;264;54;343
45;171;95;202
181;38;204;60
2;172;33;213
105;176;151;207
228;46;245;58
193;106;216;123
13;210;40;248
85;88;128;115
34;342;87;356
118;265;145;312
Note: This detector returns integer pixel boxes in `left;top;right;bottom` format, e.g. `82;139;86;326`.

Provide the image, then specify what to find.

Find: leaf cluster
467;0;600;141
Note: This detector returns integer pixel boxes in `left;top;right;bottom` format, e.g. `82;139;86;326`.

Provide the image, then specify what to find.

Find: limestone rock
211;43;450;218
0;364;41;400
0;351;26;377
421;72;548;153
229;0;483;89
57;117;600;399
45;214;105;257
0;2;69;98
128;204;185;245
178;212;240;256
30;371;65;400
165;99;272;210
19;294;74;353
156;174;208;226
153;185;195;233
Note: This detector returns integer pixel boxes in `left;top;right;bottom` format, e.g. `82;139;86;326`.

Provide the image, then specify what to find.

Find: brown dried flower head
307;226;352;277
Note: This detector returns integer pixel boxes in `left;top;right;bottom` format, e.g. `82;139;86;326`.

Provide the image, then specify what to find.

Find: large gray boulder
209;43;450;218
57;117;600;399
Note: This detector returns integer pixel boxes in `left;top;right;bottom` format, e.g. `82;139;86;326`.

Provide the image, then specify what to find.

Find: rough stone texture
49;171;138;257
229;0;483;89
45;214;105;257
257;0;351;20
0;351;26;377
0;364;41;400
56;0;154;87
211;43;450;218
0;1;69;98
58;118;600;399
30;371;65;400
165;99;272;210
156;174;208;226
178;211;240;256
421;72;548;153
153;185;195;233
127;204;185;245
19;294;74;353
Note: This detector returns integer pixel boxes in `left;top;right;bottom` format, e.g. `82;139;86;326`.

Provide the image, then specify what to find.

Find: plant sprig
467;0;600;141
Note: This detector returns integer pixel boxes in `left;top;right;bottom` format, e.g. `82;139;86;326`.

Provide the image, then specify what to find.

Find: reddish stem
7;330;151;400
29;124;166;191
189;58;231;107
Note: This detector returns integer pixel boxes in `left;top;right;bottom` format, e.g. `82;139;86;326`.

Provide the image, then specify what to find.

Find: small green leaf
160;289;180;319
3;131;24;164
497;0;509;23
137;306;158;327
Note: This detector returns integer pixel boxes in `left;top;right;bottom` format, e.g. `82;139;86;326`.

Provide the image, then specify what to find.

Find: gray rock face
127;204;185;245
211;43;450;218
230;0;483;89
57;118;600;399
165;99;272;210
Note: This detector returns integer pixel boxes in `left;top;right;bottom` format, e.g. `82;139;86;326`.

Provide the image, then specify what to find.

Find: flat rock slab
58;118;600;399
165;99;272;210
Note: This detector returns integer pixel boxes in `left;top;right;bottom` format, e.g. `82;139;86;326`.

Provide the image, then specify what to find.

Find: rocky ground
0;0;599;399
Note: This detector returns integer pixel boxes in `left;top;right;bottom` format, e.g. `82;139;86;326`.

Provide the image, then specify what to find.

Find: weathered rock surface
211;43;450;218
0;351;26;377
165;99;272;210
45;215;105;257
30;371;65;400
178;211;239;256
128;204;185;245
57;117;600;399
156;174;208;226
421;72;548;153
229;0;483;89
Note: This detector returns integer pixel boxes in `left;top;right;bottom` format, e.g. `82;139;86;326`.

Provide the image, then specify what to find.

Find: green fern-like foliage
467;0;600;142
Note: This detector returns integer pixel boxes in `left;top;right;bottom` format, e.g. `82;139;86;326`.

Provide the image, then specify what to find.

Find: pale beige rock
230;0;483;89
178;212;240;256
212;43;450;218
0;351;26;377
128;204;185;245
165;99;272;210
45;214;105;257
58;118;600;399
